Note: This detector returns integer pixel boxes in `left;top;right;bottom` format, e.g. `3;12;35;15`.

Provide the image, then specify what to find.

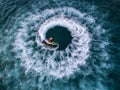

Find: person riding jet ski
42;37;58;48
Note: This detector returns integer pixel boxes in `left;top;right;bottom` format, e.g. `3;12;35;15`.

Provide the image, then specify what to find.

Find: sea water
0;0;120;90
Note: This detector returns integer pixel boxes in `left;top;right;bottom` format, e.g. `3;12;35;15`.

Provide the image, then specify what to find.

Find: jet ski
42;37;59;50
42;40;58;48
36;35;59;50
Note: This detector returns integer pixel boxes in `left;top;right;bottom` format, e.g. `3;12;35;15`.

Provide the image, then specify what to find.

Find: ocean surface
0;0;120;90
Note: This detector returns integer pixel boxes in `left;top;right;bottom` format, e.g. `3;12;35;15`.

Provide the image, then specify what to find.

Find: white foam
14;7;92;79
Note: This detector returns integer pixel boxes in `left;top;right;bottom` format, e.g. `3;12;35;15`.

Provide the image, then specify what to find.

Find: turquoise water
0;0;120;90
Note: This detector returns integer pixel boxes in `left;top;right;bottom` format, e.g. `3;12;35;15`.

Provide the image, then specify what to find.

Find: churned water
0;0;120;90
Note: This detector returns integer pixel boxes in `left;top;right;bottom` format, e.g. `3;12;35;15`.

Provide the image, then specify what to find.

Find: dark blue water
0;0;120;90
46;26;73;50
